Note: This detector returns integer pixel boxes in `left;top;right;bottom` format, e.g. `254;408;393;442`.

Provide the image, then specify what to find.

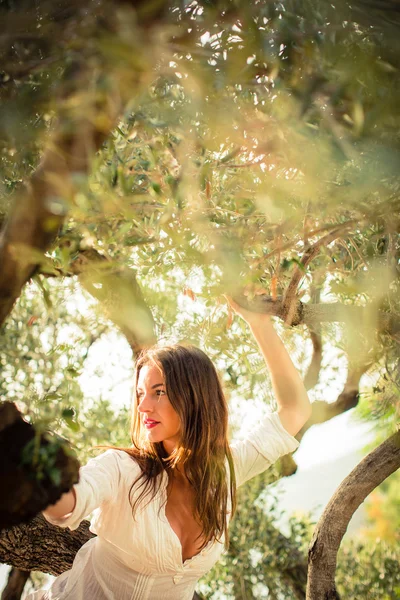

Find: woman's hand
43;488;76;520
224;294;272;330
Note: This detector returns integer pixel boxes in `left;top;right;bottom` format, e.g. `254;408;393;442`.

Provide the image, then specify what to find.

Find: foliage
198;470;311;600
0;277;130;461
336;538;400;600
361;470;400;546
1;0;400;598
198;472;400;600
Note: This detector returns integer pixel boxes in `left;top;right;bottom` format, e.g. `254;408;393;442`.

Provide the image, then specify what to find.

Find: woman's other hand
43;488;76;520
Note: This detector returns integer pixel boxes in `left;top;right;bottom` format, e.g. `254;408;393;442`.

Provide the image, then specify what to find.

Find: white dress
27;413;299;600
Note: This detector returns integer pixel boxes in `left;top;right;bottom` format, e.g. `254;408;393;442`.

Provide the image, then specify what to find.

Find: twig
282;225;353;323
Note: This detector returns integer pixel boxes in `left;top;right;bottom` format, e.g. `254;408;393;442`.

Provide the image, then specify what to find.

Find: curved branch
0;0;171;329
36;247;156;356
306;430;400;600
0;516;202;600
0;515;94;576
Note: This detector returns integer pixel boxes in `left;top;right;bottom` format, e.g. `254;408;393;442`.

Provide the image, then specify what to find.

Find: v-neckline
160;471;212;566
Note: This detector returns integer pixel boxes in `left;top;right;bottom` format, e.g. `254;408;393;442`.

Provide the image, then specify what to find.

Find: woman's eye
156;389;166;396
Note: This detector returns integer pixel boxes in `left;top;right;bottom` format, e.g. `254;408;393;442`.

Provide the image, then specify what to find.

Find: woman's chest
164;478;206;563
93;473;224;574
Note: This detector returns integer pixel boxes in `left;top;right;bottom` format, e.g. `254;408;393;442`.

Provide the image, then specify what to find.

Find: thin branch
254;221;358;265
348;237;368;269
336;238;354;271
217;156;266;169
304;329;322;391
282;226;352;323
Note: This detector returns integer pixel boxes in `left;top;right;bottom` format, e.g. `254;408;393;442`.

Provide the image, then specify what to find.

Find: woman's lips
144;420;160;430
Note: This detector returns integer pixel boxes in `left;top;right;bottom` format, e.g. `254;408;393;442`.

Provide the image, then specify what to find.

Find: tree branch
306;430;400;600
0;402;80;530
304;329;323;391
232;294;399;334
0;515;94;575
0;516;203;600
282;226;353;325
70;250;156;355
0;0;172;329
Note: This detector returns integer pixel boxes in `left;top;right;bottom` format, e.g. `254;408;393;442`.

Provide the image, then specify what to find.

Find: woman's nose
138;393;153;412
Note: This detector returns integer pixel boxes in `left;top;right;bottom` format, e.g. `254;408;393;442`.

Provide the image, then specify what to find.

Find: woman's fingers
223;295;241;314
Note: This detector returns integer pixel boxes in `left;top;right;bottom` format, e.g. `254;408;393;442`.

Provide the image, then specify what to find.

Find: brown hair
121;343;236;550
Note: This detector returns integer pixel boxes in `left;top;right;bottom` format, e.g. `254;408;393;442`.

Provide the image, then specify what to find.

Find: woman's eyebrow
137;383;164;391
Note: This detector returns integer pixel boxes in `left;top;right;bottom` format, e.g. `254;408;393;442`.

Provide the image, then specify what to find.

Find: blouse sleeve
230;412;300;488
43;449;123;531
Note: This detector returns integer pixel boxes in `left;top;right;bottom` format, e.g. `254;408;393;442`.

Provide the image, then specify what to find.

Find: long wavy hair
121;343;236;550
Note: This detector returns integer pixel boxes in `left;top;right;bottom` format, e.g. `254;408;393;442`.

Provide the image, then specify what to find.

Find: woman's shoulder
86;448;142;476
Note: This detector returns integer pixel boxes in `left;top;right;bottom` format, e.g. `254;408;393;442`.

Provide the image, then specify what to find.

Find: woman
31;298;311;600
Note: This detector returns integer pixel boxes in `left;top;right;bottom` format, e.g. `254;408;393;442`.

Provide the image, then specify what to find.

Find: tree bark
1;568;30;600
233;294;399;334
0;515;94;575
0;516;203;600
306;430;400;600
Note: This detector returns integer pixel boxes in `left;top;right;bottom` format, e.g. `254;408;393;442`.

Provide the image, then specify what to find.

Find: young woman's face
137;363;181;454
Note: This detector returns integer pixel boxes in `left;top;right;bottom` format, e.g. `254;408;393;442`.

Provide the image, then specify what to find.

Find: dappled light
0;0;399;599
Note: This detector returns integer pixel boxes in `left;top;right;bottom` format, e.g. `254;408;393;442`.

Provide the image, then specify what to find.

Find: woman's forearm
43;488;76;520
225;295;311;435
249;318;311;431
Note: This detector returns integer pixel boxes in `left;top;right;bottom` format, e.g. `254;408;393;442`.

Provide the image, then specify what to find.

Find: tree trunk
306;430;400;600
1;569;30;600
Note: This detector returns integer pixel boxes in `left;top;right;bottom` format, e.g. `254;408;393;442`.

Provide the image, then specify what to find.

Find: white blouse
27;413;299;600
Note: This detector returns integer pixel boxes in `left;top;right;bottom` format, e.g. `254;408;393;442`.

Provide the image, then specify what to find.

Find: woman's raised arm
226;296;311;437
